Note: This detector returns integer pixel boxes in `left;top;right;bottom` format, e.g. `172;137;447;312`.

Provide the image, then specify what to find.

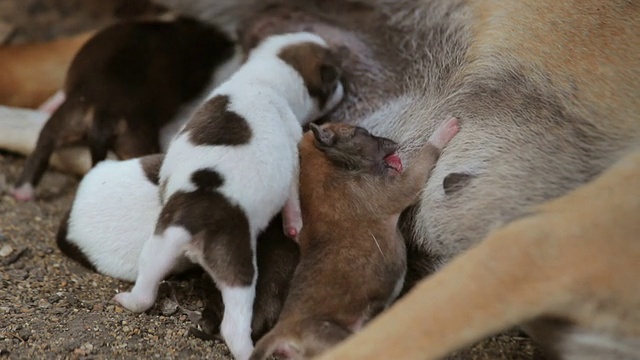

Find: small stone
38;299;51;309
92;303;104;312
160;298;178;316
114;306;123;313
18;329;30;341
0;245;13;258
80;342;94;353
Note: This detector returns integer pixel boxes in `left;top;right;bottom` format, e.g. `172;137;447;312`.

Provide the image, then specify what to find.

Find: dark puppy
250;117;459;360
12;16;238;201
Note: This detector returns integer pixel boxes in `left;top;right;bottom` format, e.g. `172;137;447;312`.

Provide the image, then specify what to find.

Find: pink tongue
385;153;403;173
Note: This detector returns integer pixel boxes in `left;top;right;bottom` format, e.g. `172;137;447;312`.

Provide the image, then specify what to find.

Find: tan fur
0;32;93;108
317;147;640;360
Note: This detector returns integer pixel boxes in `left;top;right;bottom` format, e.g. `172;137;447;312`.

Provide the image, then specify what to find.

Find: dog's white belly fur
67;158;161;282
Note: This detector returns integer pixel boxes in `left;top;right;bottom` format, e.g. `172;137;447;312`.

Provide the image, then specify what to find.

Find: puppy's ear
310;123;336;147
319;49;342;90
320;64;340;87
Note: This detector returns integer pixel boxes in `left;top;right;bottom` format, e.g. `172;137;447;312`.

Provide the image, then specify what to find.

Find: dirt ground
0;1;550;359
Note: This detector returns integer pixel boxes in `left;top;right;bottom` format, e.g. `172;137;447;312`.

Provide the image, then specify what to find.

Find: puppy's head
252;32;344;121
307;123;401;176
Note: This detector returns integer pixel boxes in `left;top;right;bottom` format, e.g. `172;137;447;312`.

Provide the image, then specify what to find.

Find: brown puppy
318;147;640;360
11;16;237;201
250;117;459;360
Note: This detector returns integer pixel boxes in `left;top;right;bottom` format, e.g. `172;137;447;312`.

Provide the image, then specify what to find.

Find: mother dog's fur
155;0;640;261
151;0;640;358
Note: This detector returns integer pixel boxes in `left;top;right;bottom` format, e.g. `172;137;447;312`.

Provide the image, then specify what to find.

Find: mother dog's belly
357;72;635;266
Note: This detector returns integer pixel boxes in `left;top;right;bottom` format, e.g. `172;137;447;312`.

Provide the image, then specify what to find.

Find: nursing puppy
12;16;239;201
250;117;459;360
113;32;344;360
55;154;182;282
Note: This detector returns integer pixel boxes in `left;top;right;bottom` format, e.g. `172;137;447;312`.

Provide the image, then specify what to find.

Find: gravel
0;149;547;359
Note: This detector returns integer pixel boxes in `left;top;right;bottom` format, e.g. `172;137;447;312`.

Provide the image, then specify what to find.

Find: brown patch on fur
56;210;97;273
156;169;254;287
250;120;455;360
278;42;341;109
14;17;235;192
194;214;300;342
139;154;165;185
182;95;253;146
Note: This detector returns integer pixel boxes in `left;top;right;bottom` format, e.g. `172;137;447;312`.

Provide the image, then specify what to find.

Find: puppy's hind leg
114;226;191;313
200;227;257;360
88;108;119;166
219;281;257;360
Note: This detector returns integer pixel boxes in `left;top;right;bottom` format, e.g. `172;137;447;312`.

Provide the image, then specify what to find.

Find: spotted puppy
113;32;344;360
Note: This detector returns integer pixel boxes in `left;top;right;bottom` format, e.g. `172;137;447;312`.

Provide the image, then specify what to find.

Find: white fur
66;157;162;282
114;226;192;311
115;32;343;360
220;285;258;360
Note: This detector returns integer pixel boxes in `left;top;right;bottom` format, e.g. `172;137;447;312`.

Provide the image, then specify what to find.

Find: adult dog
1;0;640;358
152;1;640;358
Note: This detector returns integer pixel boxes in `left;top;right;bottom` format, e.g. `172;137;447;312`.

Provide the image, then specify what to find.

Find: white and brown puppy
113;32;344;360
11;16;241;201
54;154;184;282
250;117;459;360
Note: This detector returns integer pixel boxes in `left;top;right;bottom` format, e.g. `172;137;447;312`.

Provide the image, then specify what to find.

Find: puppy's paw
113;292;154;313
431;116;460;149
282;204;303;241
11;183;35;202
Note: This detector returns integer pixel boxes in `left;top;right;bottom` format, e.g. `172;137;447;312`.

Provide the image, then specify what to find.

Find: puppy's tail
0;105;113;176
250;330;300;360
